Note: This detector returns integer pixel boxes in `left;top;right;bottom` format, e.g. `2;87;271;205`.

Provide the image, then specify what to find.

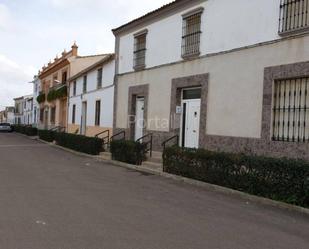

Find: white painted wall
32;77;40;126
116;35;309;139
118;0;280;74
68;60;115;129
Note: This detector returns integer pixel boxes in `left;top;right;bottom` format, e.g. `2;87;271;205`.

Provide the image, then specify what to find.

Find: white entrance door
81;102;87;135
135;97;145;141
181;99;201;148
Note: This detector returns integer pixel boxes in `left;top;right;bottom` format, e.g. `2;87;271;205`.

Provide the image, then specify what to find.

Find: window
183;88;201;100
279;0;309;34
53;74;58;85
97;68;103;89
83;75;87;93
133;30;147;69
72;104;76;124
62;71;67;84
95;100;101;126
182;8;203;58
50;107;56;124
272;77;309;142
73;81;77;96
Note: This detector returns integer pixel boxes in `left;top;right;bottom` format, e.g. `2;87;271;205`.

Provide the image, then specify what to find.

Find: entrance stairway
99;151;163;172
142;151;163;172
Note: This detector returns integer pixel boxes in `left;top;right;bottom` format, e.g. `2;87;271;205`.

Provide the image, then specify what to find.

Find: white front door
81;102;87;135
181;99;201;148
135;97;145;141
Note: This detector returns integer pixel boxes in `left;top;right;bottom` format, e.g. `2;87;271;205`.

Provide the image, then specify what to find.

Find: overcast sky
0;0;172;110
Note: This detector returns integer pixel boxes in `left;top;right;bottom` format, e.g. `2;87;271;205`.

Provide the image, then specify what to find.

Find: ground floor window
72;105;76;124
50;107;56;124
272;77;309;142
40;109;44;122
95;100;101;126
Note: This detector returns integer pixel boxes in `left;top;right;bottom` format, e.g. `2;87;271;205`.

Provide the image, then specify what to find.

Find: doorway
135;97;145;141
180;88;201;148
81;101;87;135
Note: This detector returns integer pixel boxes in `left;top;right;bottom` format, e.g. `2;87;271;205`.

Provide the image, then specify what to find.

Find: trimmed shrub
163;147;309;208
13;125;37;136
24;126;38;136
55;132;103;155
110;140;147;165
38;129;56;142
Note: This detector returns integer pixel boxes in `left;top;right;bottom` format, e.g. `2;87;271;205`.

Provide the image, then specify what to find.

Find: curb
96;158;309;217
21;135;309;217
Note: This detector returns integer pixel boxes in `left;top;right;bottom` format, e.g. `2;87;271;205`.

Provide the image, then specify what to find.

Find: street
0;132;308;249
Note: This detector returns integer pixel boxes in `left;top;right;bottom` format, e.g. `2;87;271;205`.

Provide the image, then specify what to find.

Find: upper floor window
133;30;147;70
62;71;67;84
53;74;58;85
272;77;309;142
83;75;87;93
279;0;309;34
73;81;77;96
182;8;203;58
97;68;103;89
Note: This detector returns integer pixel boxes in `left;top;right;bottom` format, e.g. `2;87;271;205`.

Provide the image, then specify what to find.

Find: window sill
134;65;146;71
279;26;309;37
182;52;200;60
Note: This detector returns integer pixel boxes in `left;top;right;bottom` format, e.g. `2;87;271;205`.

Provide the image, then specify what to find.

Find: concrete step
147;151;163;164
100;151;112;160
142;161;163;172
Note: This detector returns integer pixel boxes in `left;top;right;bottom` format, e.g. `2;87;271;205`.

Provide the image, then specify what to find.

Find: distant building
24;95;33;125
13;95;33;125
14;96;24;125
38;42;107;131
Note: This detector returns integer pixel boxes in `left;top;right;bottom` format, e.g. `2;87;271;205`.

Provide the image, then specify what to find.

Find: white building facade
68;54;115;137
31;76;41;127
113;0;309;160
23;95;34;125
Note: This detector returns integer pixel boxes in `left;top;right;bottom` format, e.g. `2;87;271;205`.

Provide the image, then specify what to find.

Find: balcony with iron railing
279;0;309;35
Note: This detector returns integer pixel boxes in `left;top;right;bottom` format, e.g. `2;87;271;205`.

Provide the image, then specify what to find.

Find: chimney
71;41;78;56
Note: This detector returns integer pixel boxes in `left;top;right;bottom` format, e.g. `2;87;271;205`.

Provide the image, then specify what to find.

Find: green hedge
163;147;309;208
14;125;38;136
110;140;147;165
47;85;67;102
38;129;56;142
55;132;103;155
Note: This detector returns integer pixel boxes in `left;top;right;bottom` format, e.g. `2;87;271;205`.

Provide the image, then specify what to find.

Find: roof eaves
112;0;202;35
68;54;115;82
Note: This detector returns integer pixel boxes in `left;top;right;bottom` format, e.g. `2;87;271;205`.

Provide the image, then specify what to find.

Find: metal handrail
162;135;179;151
95;130;110;146
136;133;153;158
110;130;126;142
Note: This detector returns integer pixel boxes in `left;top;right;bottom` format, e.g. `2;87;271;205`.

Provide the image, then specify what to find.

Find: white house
112;0;309;160
68;54;115;138
13;94;33;125
24;94;33;125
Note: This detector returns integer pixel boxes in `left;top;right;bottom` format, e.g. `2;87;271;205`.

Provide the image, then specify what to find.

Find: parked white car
0;123;13;132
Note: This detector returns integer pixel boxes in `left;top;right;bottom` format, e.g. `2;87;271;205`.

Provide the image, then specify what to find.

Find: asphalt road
0;132;308;249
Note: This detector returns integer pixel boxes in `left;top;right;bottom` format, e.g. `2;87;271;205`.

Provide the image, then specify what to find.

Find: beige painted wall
116;35;309;139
